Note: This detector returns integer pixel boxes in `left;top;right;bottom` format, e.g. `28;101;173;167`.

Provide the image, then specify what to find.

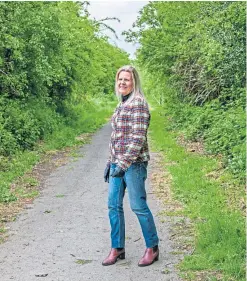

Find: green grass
0;98;116;203
149;104;245;281
0;151;40;203
56;194;65;198
75;259;92;265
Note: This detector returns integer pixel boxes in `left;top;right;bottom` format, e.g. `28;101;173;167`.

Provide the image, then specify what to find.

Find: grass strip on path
149;104;245;281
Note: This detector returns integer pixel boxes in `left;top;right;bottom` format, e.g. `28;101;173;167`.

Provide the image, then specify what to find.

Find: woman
102;65;159;267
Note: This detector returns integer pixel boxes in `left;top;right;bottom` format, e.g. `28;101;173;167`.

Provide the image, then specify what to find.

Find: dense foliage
0;1;128;157
125;2;246;280
0;2;129;201
125;1;246;181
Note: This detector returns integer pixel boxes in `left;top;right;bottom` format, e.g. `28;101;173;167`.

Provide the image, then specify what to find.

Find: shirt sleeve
118;98;150;170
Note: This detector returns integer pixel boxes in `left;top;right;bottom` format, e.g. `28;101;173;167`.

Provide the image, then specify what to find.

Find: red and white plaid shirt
107;94;150;171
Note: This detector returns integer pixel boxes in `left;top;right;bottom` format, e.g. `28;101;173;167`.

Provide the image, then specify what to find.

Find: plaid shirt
107;94;150;171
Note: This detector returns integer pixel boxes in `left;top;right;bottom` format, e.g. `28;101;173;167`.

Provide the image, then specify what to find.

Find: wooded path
0;123;181;281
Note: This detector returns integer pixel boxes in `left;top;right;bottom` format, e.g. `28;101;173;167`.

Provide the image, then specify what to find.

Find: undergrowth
0;98;116;203
149;103;245;281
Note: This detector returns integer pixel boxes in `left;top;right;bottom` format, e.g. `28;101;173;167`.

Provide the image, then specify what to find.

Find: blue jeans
108;162;159;248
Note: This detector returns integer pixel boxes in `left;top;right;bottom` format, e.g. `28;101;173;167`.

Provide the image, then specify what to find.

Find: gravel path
0;123;181;281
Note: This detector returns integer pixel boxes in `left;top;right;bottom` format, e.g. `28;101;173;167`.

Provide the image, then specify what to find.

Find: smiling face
117;71;133;96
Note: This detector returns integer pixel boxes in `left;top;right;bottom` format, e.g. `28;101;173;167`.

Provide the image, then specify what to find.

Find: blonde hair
115;65;146;104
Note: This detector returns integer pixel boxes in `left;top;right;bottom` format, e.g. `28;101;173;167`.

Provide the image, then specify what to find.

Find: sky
87;1;149;59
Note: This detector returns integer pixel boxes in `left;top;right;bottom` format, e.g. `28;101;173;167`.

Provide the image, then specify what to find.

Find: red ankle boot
102;248;125;266
138;246;159;267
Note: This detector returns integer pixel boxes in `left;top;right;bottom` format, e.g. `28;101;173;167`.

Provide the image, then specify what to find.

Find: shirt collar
121;91;133;103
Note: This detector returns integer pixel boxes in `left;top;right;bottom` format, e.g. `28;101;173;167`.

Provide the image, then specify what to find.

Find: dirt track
0;123;181;281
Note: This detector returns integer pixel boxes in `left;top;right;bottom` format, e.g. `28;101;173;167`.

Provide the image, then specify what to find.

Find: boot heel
119;252;125;260
154;254;159;261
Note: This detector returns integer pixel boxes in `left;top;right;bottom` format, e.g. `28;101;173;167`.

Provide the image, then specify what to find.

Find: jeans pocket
138;162;148;181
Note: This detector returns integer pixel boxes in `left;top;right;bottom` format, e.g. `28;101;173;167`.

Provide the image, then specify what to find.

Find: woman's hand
111;166;125;178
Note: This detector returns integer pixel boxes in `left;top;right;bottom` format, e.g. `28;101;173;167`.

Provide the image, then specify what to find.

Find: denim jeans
108;162;159;248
